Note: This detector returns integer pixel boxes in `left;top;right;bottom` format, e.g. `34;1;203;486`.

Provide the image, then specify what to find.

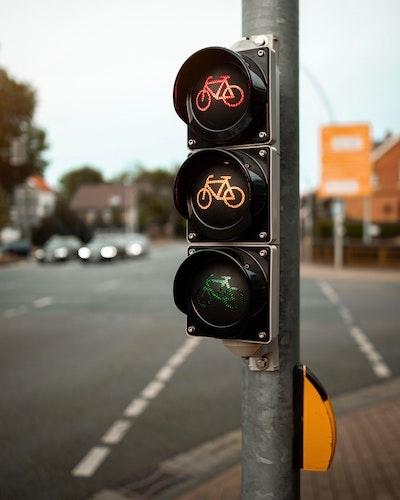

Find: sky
0;0;399;193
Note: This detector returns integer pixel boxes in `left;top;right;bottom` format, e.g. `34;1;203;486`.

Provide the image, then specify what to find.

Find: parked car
34;235;81;263
78;234;123;263
0;239;30;258
120;233;150;259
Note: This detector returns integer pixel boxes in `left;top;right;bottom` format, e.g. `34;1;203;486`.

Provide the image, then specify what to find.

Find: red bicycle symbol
195;75;245;112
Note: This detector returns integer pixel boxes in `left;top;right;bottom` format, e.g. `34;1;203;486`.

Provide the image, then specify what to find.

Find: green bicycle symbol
196;274;245;310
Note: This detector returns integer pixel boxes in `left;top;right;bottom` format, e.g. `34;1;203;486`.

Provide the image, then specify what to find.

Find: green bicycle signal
197;274;245;310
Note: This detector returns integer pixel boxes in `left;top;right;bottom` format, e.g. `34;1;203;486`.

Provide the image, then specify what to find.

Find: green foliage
133;168;183;235
314;218;333;239
32;197;93;246
59;165;104;201
0;67;48;193
344;220;363;239
379;222;400;239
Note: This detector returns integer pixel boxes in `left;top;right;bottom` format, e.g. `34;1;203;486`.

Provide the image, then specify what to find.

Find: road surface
0;242;398;499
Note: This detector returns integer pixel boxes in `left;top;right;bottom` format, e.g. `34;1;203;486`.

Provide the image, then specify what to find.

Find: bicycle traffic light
173;45;278;148
173;37;279;345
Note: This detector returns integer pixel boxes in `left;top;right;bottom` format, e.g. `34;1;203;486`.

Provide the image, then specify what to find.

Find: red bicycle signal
195;75;245;112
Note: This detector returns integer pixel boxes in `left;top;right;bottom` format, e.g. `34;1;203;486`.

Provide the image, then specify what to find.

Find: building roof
70;183;136;210
372;134;400;163
27;175;53;192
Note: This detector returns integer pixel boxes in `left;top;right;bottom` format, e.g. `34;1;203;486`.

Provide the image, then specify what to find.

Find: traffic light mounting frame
173;34;280;370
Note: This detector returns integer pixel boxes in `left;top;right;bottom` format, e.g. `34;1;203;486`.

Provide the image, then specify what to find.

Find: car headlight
34;249;45;260
126;243;142;256
78;247;91;259
54;247;68;258
100;246;117;258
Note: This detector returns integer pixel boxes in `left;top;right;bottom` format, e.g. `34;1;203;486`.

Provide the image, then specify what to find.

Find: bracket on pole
223;337;279;371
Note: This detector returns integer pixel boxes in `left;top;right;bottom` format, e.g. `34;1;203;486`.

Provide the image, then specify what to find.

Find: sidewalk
178;378;400;500
300;262;400;282
93;377;400;500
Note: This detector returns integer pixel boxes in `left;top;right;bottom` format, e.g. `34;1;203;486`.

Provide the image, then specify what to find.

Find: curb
91;376;400;499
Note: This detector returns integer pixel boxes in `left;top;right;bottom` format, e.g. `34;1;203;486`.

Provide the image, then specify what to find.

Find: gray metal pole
333;199;344;268
362;196;372;245
241;1;300;499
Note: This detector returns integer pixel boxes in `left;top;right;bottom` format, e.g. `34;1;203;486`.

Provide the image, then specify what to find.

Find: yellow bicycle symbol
196;174;246;210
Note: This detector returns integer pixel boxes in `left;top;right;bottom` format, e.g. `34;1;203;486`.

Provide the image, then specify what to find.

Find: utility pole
332;199;344;268
241;1;300;499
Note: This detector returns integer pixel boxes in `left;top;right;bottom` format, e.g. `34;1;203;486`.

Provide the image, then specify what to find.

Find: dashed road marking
72;337;202;478
71;446;111;478
319;280;392;380
33;296;54;308
124;398;149;418
3;308;17;319
3;296;55;319
101;420;132;445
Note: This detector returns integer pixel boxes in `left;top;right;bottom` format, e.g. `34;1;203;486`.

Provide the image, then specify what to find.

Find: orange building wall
344;140;400;223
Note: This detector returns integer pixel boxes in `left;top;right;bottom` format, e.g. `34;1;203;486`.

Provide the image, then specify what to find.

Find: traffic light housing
173;37;279;345
173;45;278;148
174;246;278;343
174;147;279;243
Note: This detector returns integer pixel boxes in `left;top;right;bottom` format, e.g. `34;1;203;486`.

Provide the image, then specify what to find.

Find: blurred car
34;235;81;263
0;239;30;258
118;233;150;259
78;234;123;263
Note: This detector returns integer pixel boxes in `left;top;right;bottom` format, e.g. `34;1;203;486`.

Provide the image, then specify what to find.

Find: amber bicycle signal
196;174;246;210
195;75;245;112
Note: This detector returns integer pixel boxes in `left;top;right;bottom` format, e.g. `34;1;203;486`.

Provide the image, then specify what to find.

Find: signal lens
191;157;249;230
191;259;251;327
191;64;249;131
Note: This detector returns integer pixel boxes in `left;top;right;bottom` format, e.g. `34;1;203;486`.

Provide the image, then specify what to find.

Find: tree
0;183;9;228
0;67;48;193
59;165;104;201
32;197;93;246
133;167;183;236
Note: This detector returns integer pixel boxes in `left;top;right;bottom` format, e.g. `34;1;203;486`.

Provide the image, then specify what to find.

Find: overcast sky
1;0;399;192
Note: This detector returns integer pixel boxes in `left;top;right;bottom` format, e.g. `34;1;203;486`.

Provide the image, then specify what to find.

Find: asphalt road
0;242;399;500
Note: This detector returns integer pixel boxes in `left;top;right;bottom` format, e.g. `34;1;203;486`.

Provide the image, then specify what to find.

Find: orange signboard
319;124;372;198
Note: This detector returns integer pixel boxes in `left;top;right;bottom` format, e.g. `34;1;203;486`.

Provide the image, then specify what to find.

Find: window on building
383;203;392;215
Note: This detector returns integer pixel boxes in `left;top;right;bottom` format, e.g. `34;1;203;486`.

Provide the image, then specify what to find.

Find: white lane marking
71;446;111;477
124;398;149;418
3;309;17;319
338;305;353;325
3;297;54;319
101;420;132;445
33;296;54;309
94;280;120;293
141;380;164;400
319;280;392;380
319;280;339;305
72;337;202;478
155;365;175;383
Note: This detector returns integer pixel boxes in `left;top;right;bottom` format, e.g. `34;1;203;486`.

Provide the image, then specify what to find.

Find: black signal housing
173;46;276;148
174;247;274;342
174;148;279;242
